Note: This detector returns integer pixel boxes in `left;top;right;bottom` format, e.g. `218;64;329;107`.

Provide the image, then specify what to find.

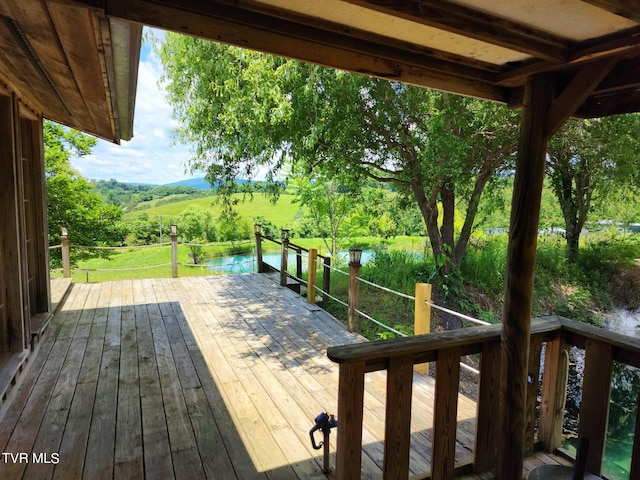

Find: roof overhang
85;0;640;119
0;0;141;143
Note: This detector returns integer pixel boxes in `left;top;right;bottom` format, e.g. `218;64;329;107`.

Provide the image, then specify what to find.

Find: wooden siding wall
0;86;48;358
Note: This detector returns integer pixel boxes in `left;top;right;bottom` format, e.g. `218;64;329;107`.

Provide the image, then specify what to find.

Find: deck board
0;273;567;479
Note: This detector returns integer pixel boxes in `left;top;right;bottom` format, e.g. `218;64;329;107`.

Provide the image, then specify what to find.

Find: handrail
328;315;640;479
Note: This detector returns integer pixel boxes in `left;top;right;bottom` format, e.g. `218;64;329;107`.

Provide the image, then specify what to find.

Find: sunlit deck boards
0;274;480;479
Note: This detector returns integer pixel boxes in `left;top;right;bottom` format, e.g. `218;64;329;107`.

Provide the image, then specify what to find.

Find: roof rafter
345;0;573;63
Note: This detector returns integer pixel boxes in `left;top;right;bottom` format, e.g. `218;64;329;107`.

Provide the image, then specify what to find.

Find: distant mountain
164;178;212;189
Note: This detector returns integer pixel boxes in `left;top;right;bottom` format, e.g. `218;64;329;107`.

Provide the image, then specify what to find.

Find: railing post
347;249;362;333
474;339;501;473
170;224;178;278
414;283;431;374
307;248;317;305
280;229;289;286
322;256;330;309
254;224;264;273
335;361;365;480
60;226;71;278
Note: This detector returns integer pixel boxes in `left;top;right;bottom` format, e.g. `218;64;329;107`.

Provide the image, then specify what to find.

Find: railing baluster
474;339;500;473
432;346;461;480
539;333;568;452
335;361;366;480
579;338;613;475
631;389;640;479
384;353;413;479
525;333;544;456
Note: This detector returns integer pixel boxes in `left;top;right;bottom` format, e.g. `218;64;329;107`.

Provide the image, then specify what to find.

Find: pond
206;249;375;274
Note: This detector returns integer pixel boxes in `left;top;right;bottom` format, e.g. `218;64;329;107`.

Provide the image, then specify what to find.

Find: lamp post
280;229;290;286
254;224;263;273
348;248;362;332
170;224;178;278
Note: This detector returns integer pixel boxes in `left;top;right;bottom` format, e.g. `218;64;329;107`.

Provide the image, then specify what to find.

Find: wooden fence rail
327;316;640;479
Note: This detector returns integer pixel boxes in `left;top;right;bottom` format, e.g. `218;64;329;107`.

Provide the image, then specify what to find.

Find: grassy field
126;192;301;228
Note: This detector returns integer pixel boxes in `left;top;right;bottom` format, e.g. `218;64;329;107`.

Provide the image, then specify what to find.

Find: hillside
126;192;301;228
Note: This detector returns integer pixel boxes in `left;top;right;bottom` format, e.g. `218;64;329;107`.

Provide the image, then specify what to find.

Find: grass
127;192;301;228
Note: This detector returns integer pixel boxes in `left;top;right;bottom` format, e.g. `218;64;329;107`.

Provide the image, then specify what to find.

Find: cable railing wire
425;300;491;326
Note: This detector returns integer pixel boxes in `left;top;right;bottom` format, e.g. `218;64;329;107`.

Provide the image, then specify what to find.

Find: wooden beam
498;72;553;480
583;0;640;23
335;362;365;479
545;56;619;139
384;354;413;479
94;0;507;102
347;0;572;63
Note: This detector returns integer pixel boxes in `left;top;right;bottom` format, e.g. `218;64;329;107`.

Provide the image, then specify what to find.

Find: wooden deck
0;274;567;479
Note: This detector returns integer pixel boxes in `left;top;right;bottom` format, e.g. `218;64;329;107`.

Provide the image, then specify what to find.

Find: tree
158;36;521;325
289;174;358;257
547;115;640;261
176;207;217;264
45;121;124;267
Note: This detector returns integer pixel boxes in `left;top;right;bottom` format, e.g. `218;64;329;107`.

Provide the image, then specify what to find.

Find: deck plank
0;273;567;480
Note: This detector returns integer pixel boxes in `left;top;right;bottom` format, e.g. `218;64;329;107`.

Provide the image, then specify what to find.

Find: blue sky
73;28;199;185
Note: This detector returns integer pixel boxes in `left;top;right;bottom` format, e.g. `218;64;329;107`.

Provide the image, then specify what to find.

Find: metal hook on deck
310;412;337;473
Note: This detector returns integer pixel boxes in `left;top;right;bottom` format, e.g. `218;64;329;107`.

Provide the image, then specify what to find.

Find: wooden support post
335;361;365;480
307;248;317;305
432;346;461;480
170;224;178;278
296;247;302;280
61;229;71;278
322;256;331;308
498;72;553;480
539;334;569;452
414;283;431;374
254;225;263;273
347;253;361;333
280;229;289;287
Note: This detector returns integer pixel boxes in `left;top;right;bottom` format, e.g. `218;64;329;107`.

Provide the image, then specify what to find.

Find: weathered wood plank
335;361;366;479
578;338;613;475
525;333;543;456
384;353;413;479
474;339;500;473
432;347;461;480
539;335;568;452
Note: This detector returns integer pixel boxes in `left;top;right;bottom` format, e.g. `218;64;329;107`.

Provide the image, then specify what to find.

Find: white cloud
74;27;200;185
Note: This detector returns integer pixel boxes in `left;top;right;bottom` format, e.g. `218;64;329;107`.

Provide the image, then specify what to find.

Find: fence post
170;224;178;278
61;226;71;278
280;229;289;286
296;246;302;280
308;248;317;305
348;249;362;333
322;256;331;309
414;283;431;374
254;224;263;273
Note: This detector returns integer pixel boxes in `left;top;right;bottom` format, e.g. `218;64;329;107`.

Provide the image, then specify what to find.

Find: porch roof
0;0;141;143
82;0;640;121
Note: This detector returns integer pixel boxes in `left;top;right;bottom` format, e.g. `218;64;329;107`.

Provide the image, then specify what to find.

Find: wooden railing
254;228;331;307
327;315;640;479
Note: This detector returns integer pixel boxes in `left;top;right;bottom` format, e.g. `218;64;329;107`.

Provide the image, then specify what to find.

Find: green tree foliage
547;114;640;261
45;121;124;267
289;174;358;256
157;36;520;325
176;207;217;264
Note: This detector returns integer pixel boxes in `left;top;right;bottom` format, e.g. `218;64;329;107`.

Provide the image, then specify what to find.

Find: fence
254;228;494;375
50;226;254;281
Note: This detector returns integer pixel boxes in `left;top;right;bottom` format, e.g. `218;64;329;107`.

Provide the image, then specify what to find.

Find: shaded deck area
0;274;567;479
